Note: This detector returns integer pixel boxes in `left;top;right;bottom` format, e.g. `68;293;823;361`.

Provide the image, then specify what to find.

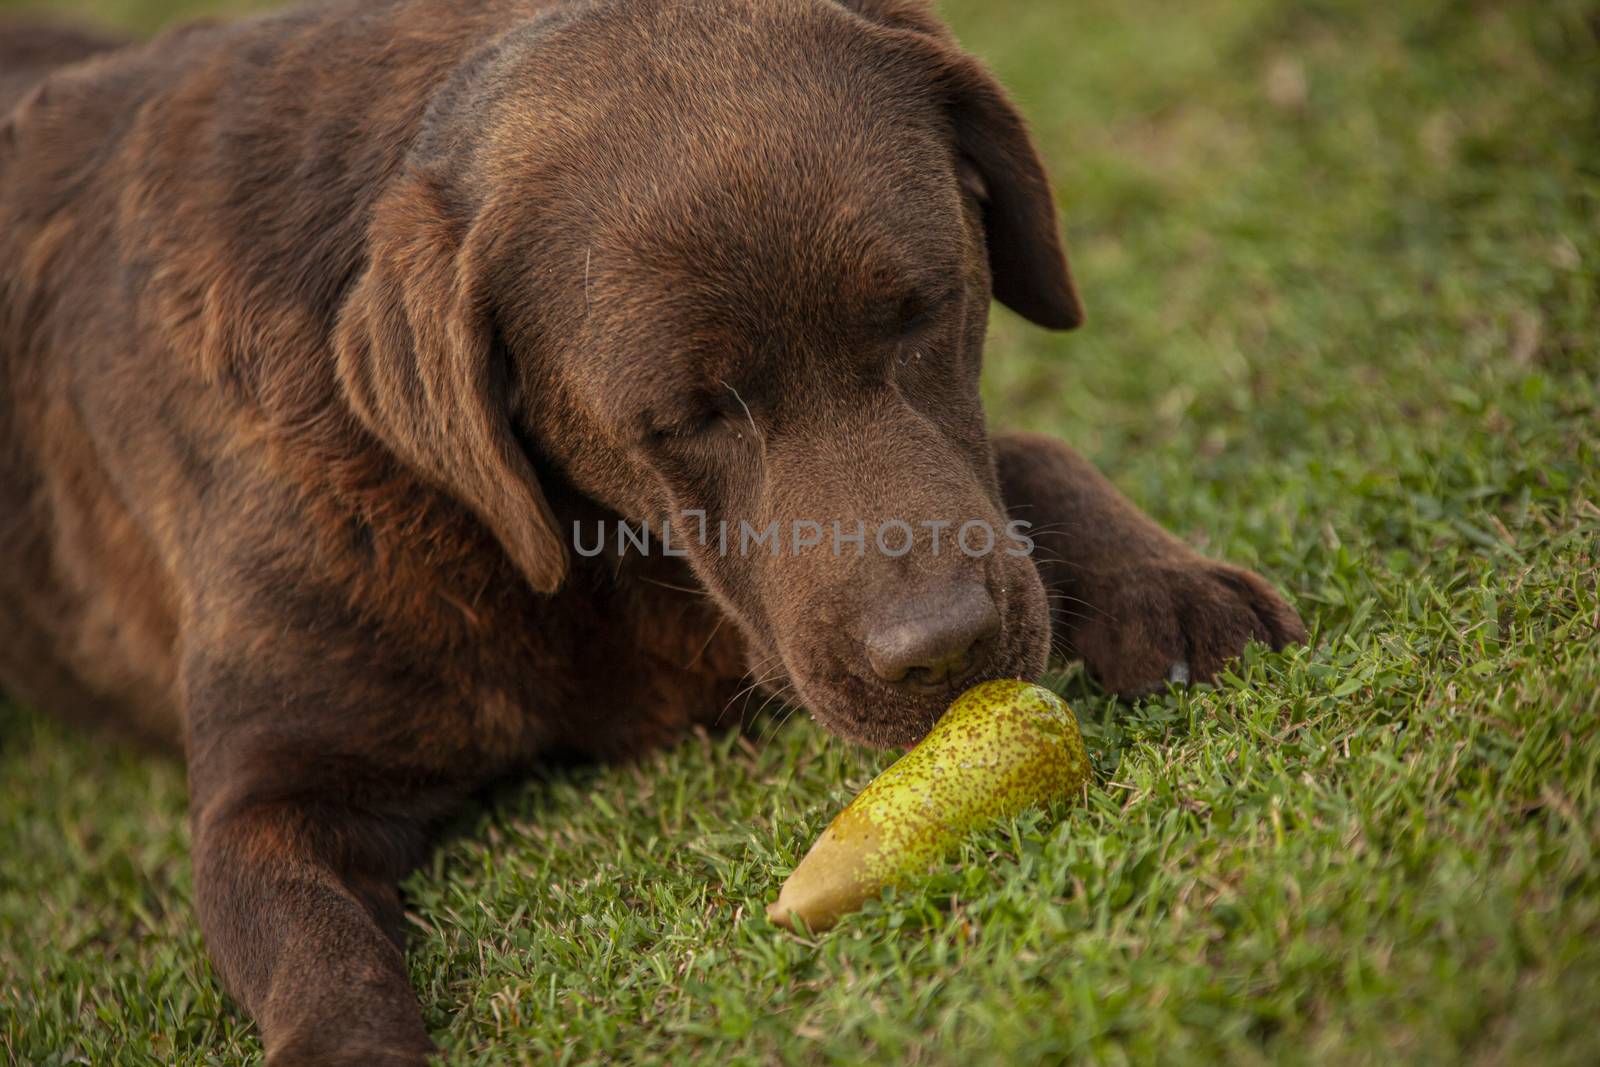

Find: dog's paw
1066;558;1306;698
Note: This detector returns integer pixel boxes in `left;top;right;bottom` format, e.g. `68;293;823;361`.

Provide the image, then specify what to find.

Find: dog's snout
865;583;1000;687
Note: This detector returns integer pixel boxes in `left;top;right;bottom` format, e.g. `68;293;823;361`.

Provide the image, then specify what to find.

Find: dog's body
1;2;1305;1062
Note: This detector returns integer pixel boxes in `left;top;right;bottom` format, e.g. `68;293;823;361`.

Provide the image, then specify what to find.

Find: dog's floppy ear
942;56;1084;330
334;167;569;593
843;0;1084;330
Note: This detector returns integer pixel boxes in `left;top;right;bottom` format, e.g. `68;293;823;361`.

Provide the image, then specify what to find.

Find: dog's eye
897;298;934;337
646;410;725;444
877;289;958;341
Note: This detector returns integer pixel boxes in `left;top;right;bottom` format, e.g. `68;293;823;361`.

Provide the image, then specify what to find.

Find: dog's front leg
188;794;436;1066
182;648;465;1066
993;431;1307;696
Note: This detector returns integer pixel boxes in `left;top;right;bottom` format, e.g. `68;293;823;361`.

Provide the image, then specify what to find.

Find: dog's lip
762;577;1045;747
809;703;935;750
793;665;994;750
783;609;1038;747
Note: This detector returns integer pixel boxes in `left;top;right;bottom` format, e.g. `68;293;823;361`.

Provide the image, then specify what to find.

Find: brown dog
0;1;1306;1062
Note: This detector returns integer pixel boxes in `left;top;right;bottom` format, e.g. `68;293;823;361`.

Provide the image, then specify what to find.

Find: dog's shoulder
0;20;130;116
0;4;572;735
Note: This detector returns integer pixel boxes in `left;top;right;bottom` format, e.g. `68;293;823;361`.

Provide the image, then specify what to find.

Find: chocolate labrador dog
0;0;1305;1062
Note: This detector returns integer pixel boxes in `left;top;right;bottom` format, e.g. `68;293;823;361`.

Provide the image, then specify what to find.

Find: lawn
2;0;1598;1064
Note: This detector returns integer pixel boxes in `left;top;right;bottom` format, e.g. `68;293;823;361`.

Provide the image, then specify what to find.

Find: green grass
3;0;1598;1063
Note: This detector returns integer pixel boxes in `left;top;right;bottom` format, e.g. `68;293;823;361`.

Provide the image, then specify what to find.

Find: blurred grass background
2;0;1598;1064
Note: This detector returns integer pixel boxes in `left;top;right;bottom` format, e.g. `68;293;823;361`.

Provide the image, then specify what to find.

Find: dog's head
336;0;1081;747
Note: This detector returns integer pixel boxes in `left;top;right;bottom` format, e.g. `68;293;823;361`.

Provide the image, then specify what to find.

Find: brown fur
0;2;1304;1062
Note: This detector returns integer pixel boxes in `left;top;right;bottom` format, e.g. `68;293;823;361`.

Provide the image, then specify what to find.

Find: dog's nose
865;583;1000;687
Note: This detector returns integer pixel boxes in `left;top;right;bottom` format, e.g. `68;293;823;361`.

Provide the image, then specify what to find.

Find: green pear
767;679;1089;932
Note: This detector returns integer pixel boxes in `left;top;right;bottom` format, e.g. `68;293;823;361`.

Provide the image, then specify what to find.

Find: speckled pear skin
768;680;1089;931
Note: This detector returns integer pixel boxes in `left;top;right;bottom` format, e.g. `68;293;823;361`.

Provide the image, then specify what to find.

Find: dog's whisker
715;659;789;728
639;575;713;598
721;380;762;444
1024;548;1089;572
1016;521;1076;536
744;671;798;735
754;685;801;745
684;615;725;670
